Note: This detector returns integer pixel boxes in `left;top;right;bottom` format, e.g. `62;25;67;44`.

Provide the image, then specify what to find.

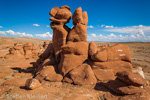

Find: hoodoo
25;5;150;99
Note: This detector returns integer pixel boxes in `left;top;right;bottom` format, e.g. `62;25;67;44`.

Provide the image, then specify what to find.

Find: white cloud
33;24;40;26
0;30;33;37
87;25;94;28
105;25;114;28
0;31;6;35
104;25;150;35
35;32;52;39
87;32;150;42
46;25;50;27
90;33;96;37
101;24;105;27
0;26;3;28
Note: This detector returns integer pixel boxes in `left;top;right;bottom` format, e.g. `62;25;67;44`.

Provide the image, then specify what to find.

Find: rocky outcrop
58;42;88;75
67;7;88;42
68;64;97;85
50;5;72;63
24;5;150;100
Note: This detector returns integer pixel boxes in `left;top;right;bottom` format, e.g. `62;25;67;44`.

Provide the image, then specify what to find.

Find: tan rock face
58;42;88;76
69;64;97;85
116;71;147;86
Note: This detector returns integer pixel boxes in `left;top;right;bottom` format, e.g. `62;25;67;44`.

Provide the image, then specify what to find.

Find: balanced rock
58;42;88;76
116;71;147;86
69;64;97;85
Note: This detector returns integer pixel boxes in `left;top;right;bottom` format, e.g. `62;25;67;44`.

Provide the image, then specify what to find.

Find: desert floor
0;36;150;100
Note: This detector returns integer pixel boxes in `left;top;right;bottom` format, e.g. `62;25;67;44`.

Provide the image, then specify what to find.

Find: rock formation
25;5;150;99
4;42;46;60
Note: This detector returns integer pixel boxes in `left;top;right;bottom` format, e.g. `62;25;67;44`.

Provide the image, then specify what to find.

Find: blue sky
0;0;150;42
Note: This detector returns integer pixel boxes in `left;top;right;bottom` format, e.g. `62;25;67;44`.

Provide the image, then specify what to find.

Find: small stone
25;78;41;90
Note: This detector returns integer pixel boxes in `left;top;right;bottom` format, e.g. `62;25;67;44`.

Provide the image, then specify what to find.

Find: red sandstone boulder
118;86;145;95
119;90;150;100
67;7;88;42
93;69;116;81
49;7;60;17
82;11;88;25
72;7;83;25
50;23;71;63
35;66;63;82
60;5;71;11
25;78;42;90
104;79;128;94
88;42;97;56
69;64;97;85
50;5;72;63
91;49;107;62
49;5;72;23
67;23;87;42
88;60;132;74
116;71;147;86
58;42;88;76
90;44;132;62
39;42;53;61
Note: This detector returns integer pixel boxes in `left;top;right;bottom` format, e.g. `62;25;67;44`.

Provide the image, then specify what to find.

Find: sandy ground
0;36;150;100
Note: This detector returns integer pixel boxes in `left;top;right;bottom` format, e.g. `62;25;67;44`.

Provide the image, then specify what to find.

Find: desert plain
0;36;150;100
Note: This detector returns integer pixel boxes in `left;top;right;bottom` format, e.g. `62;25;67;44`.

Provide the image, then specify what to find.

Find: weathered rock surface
25;78;42;90
104;79;128;94
93;69;116;81
35;65;63;82
58;42;88;76
49;6;72;63
116;71;147;86
67;7;88;42
88;41;97;56
69;64;97;85
22;5;150;100
91;44;132;62
89;60;132;74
